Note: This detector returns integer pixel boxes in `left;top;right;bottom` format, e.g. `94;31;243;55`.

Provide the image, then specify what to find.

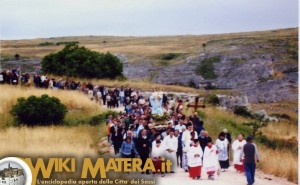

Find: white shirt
203;145;219;171
175;124;186;133
215;138;229;161
163;135;178;152
187;145;203;167
232;139;246;165
119;91;125;97
182;130;198;144
151;145;165;159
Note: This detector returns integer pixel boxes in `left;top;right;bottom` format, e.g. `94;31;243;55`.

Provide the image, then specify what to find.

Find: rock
218;95;249;109
254;109;279;122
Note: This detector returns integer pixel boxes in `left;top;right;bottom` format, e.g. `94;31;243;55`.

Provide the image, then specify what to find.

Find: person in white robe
151;140;166;177
181;123;197;172
203;137;219;180
232;133;246;172
215;132;230;172
163;128;178;173
187;139;203;180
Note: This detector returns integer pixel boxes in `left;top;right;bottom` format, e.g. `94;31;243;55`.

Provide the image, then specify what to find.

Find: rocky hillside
120;29;298;103
1;28;298;103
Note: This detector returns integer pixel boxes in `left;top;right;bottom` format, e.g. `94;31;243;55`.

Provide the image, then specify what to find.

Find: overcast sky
0;162;22;171
0;0;298;40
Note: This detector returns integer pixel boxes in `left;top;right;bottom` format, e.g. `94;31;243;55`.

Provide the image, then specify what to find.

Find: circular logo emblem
0;157;32;185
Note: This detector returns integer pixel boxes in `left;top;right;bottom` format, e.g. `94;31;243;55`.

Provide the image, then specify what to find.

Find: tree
205;94;219;105
202;43;206;51
10;94;68;126
41;44;123;79
15;54;20;60
243;121;268;137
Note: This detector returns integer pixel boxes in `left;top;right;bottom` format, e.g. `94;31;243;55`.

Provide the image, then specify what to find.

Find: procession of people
0;69;260;184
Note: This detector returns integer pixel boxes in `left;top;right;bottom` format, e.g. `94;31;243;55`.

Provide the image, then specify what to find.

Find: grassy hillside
1;28;297;66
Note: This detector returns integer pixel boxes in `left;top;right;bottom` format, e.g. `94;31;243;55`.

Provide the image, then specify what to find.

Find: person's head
155;133;161;141
166;128;171;134
218;132;225;140
238;133;245;141
193;139;199;146
151;128;157;134
181;125;187;132
142;120;147;126
187;123;193;131
114;119;119;126
127;131;133;138
125;136;132;143
155;140;161;147
141;129;147;136
202;130;208;137
129;125;134;131
206;136;213;147
109;115;113;120
174;130;179;137
246;136;253;143
169;129;175;137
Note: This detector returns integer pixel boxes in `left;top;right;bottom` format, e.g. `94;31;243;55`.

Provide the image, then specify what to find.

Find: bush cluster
10;94;68;126
41;44;123;79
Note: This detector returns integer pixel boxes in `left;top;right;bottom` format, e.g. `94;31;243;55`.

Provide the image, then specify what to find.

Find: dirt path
97;138;295;185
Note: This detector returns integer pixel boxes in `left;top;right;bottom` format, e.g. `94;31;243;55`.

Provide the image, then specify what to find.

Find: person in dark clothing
110;120;123;155
136;129;151;174
223;129;232;144
241;136;259;185
102;88;107;105
190;112;204;136
177;129;183;168
198;130;210;152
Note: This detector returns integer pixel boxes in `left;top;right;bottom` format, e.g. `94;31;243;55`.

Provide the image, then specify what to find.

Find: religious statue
150;90;164;116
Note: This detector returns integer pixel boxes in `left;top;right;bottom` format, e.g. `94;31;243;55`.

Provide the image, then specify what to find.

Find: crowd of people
0;69;260;184
106;98;259;183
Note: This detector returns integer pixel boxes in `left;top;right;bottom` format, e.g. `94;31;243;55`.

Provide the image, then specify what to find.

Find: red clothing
189;166;201;178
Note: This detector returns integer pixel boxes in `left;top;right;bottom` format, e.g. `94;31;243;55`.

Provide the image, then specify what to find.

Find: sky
0;0;298;40
0;162;22;171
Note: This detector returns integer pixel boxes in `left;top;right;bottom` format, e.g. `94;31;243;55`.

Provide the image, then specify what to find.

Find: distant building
0;163;25;185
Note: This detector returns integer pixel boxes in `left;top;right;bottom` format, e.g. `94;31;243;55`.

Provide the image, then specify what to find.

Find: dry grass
1;28;297;64
0;125;100;158
0;85;103;127
258;146;298;183
261;121;298;140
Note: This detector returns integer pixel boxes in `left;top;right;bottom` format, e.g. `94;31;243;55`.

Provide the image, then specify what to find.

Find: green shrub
56;41;79;46
269;113;291;120
233;106;253;118
89;110;119;126
204;94;219;105
14;54;20;60
196;56;220;79
196;110;206;119
38;42;54;46
152;113;170;122
10;94;68;126
243;121;268;137
188;80;197;88
257;134;298;152
41;44;123;79
161;53;180;60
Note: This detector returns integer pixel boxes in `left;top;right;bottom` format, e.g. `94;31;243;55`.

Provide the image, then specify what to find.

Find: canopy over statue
150;91;164;116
